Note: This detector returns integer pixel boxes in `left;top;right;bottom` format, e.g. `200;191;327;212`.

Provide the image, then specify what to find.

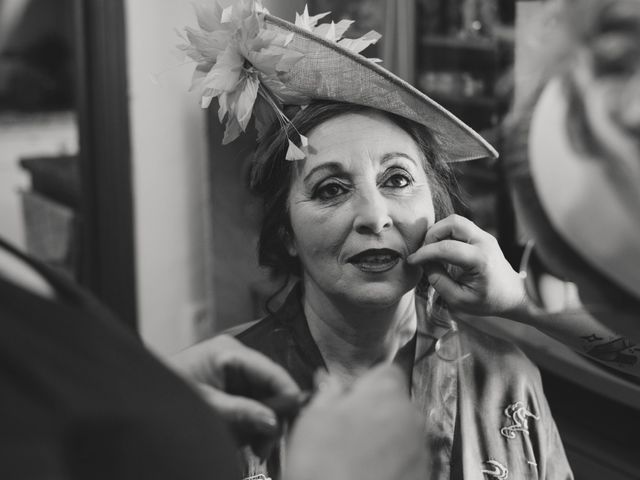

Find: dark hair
249;101;461;278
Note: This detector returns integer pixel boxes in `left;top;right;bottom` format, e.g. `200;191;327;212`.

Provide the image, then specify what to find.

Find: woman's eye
315;182;348;200
383;174;411;188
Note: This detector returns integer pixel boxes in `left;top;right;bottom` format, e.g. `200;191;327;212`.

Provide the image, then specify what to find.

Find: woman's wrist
499;275;547;327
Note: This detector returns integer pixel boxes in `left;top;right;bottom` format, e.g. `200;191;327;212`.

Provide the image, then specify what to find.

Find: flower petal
286;138;306;160
313;19;353;40
275;50;305;73
221;5;233;23
202;44;244;92
324;21;337;41
193;1;225;32
222;116;243;144
183;28;230;61
337;30;381;53
250;28;290;50
190;63;213;91
295;5;330;31
234;74;260;130
246;49;283;75
201;93;214;109
218;92;229;122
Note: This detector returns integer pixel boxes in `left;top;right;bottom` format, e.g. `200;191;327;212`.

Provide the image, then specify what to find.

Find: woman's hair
249;101;461;278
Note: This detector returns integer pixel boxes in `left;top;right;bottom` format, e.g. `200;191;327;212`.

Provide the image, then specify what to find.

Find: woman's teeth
351;253;400;272
358;254;395;263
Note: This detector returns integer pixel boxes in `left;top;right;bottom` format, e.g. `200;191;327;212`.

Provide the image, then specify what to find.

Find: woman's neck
302;281;417;383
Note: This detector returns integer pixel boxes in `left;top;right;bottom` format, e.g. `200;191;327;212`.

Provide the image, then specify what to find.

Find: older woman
180;2;572;479
235;103;571;480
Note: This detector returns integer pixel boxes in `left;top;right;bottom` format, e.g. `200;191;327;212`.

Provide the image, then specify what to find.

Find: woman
234;100;571;480
181;2;572;479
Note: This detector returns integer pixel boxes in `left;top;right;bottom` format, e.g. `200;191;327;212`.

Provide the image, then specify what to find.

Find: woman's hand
168;335;300;457
407;214;527;317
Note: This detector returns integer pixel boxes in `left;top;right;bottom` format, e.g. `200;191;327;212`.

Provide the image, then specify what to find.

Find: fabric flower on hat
179;0;303;146
294;5;380;54
180;0;382;159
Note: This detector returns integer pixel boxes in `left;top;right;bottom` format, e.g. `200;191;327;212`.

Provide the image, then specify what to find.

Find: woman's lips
348;249;401;273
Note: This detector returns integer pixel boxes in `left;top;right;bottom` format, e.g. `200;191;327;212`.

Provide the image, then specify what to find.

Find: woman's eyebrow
381;152;420;167
302;162;343;183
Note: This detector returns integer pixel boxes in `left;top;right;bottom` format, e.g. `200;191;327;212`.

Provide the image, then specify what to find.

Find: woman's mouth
347;248;401;273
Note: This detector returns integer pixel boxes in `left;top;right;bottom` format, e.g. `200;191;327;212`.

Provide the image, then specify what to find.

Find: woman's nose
353;189;393;235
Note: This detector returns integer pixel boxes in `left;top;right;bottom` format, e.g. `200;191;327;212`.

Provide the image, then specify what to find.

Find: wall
124;0;303;354
124;0;306;354
125;0;212;355
206;0;305;332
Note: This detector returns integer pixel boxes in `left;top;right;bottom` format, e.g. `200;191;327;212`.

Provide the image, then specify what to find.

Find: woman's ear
285;235;297;257
281;225;297;257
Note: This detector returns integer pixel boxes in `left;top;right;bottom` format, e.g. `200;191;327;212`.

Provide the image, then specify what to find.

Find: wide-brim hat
503;0;640;338
504;76;640;343
527;78;640;301
181;1;497;163
261;14;497;163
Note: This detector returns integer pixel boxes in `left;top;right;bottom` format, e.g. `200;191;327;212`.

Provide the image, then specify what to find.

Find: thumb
197;384;280;441
423;263;465;302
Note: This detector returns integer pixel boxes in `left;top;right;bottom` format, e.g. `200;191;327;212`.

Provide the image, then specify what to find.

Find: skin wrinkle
285;112;436;381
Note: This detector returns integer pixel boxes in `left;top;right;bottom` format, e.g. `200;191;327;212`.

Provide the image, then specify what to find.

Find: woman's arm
504;279;640;378
408;214;640;379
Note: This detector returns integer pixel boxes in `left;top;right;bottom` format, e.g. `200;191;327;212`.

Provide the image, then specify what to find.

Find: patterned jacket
234;285;573;480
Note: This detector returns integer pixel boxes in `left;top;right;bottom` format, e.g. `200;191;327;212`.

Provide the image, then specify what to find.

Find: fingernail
256;413;278;434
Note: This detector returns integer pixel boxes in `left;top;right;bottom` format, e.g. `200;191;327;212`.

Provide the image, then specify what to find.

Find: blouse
234;284;573;480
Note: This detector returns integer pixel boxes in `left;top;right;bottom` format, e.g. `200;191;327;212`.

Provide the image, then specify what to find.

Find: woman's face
287;112;436;308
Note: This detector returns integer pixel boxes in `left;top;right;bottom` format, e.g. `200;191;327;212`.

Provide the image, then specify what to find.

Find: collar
272;283;417;390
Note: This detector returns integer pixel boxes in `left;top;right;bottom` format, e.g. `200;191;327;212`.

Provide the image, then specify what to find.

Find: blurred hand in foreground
285;364;427;480
169;334;300;457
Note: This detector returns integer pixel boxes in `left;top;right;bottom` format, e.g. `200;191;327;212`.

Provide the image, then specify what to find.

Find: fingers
199;383;282;459
421;263;468;304
407;239;481;269
221;339;300;398
423;214;494;246
197;384;280;439
168;335;301;452
175;335;300;399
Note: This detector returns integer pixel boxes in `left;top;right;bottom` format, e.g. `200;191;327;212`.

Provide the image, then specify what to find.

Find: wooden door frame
74;0;137;330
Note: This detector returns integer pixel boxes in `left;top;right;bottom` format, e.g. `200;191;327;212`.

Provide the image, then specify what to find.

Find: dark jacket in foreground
0;237;239;480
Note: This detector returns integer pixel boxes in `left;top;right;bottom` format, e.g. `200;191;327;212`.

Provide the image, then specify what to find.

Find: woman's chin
338;281;416;309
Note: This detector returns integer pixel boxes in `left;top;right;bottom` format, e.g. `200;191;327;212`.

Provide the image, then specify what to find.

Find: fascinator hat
179;0;497;162
506;0;640;303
